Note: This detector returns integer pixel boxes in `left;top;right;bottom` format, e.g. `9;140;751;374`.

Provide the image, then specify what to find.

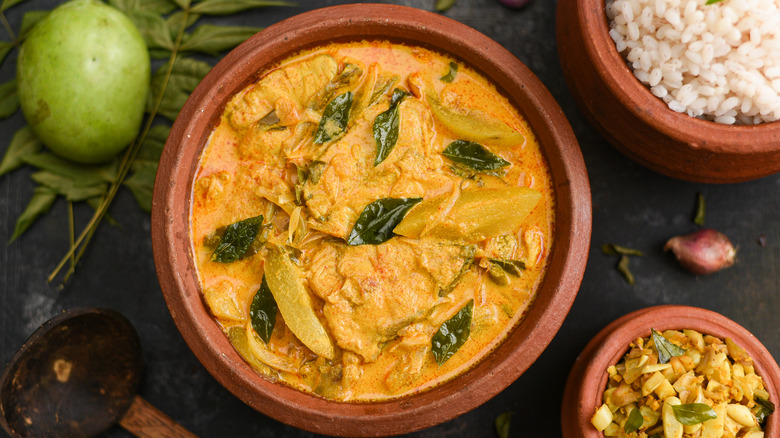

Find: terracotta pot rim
561;305;780;438
576;0;780;154
152;4;591;436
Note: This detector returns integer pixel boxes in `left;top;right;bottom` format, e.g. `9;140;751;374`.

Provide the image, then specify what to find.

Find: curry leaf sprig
0;0;294;283
0;0;28;65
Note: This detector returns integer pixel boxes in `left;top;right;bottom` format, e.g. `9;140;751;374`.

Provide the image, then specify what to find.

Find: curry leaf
705;0;723;4
123;162;157;212
0;79;18;119
250;276;278;343
166;11;201;40
133;124;169;166
435;0;456;12
22;153;119;185
169;0;191;10
671;403;717;425
308;160;326;184
180;24;261;56
617;254;635;284
373;88;407;165
125;124;169;211
442;140;510;172
191;0;294;15
489;258;525;276
31;171;108;202
449;162;505;179
143;0;178;15
694;193;706;226
0;126;42;176
652;328;686;364
495;411;512;438
347;197;422;246
432;299;473;365
625;408;644;433
0;0;26;12
602;243;641;284
314;91;353;144
211;215;264;263
126;10;174;51
149;57;212;121
10;186;57;242
107;0;176;15
440;61;458;83
0;42;12;66
601;243;643;256
19;10;49;37
257;110;280;128
753;396;775;425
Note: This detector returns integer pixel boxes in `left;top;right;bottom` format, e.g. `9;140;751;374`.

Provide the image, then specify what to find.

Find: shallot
664;229;736;275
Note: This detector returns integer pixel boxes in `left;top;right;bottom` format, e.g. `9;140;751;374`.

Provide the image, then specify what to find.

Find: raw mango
393;187;542;242
264;246;336;359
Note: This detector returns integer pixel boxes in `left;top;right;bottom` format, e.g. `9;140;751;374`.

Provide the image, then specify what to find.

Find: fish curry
190;41;555;401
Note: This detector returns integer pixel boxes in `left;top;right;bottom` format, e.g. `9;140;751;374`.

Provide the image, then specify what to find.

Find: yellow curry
190;41;555;401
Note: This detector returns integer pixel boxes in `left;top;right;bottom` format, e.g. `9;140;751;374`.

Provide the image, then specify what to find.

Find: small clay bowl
561;305;780;438
152;4;591;436
556;0;780;183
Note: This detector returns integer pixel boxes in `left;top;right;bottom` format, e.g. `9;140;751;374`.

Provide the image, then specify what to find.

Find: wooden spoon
0;308;196;438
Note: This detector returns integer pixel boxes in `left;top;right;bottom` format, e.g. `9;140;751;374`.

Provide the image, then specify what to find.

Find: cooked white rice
606;0;780;124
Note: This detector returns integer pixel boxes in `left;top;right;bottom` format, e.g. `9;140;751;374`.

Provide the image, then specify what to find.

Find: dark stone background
1;0;777;437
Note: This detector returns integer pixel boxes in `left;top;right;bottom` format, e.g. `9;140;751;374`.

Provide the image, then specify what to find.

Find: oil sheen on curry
190;41;555;401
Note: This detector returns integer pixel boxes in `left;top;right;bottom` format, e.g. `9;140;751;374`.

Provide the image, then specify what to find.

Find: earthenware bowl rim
561;304;780;438
152;3;591;436
578;0;780;154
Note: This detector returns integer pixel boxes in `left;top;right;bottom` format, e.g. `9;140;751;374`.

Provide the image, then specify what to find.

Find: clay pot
556;0;780;183
152;4;591;436
561;305;780;438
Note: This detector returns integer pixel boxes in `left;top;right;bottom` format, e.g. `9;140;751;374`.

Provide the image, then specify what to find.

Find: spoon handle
118;395;198;438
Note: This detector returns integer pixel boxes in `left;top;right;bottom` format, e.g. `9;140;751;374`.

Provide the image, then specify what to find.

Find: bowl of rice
557;0;780;183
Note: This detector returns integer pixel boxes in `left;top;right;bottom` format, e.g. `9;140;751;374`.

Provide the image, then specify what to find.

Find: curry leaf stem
67;201;75;273
49;8;191;284
0;12;15;41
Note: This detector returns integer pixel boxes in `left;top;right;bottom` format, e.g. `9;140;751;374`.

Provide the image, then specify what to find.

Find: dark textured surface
0;0;777;437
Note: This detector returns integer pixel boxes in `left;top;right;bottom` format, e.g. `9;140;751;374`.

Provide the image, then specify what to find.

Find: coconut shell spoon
0;308;197;438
